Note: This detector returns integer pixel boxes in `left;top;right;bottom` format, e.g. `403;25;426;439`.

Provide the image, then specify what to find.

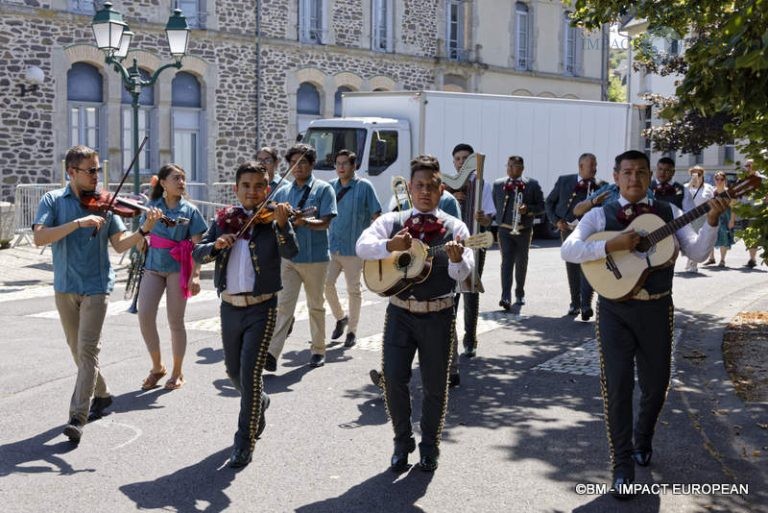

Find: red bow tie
216;206;251;238
404;213;446;243
504;179;525;192
575;179;595;192
654;182;677;196
616;203;655;226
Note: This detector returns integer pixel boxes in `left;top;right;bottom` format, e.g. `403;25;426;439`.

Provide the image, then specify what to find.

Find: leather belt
390;295;454;313
630;289;671;301
221;292;275;307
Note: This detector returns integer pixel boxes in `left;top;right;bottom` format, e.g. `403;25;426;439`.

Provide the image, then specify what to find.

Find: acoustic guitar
581;176;761;300
363;231;494;296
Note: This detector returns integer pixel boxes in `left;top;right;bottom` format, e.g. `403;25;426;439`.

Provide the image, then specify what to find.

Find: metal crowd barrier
12;184;60;247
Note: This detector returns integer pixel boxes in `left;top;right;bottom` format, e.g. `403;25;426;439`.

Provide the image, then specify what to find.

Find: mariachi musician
356;154;473;473
492;155;544;310
445;144;495;372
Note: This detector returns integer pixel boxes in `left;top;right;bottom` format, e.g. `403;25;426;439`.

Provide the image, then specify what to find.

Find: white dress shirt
561;196;718;264
356;208;474;288
225;206;256;294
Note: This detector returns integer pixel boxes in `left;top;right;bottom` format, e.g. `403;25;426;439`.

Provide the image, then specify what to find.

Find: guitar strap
297;182;314;210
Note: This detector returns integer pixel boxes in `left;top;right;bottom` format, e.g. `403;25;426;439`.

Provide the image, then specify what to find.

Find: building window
67;62;103;152
299;0;326;44
643;106;652;158
297;82;321;135
446;0;467;61
515;3;530;70
121;68;155;177
178;0;205;29
669;39;680;56
563;11;579;75
723;142;735;164
372;0;393;52
172;72;203;185
70;0;102;15
334;86;353;117
693;151;704;165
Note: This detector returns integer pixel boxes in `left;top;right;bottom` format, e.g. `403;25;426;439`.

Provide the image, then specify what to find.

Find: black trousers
596;295;673;479
382;303;454;457
561;229;594;311
220;296;277;451
455;248;486;348
497;227;533;301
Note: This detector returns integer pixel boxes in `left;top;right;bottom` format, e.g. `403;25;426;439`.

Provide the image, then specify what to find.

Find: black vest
215;221;284;296
391;211;461;301
602;200;675;296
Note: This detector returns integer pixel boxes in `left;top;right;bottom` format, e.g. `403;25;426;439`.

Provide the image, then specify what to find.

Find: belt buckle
634;289;650;301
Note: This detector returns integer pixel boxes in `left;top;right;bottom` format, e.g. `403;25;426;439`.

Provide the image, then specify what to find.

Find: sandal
164;375;185;390
141;367;167;390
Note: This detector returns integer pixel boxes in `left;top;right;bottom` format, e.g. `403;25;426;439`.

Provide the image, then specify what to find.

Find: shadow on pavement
296;468;433;513
120;447;235;513
0;426;94;477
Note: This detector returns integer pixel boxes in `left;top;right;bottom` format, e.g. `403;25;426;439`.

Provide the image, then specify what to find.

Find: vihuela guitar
363;231;494;297
581;176;761;300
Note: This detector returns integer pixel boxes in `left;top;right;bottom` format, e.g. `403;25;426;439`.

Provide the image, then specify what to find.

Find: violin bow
90;135;149;238
234;147;309;239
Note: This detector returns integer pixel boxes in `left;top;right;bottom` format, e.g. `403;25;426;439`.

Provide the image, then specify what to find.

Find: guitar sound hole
636;239;651;253
396;253;412;269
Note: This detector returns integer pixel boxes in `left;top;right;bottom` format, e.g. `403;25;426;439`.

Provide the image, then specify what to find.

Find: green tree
572;0;768;260
607;74;626;102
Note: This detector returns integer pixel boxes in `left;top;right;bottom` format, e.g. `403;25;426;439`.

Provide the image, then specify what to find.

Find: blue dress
715;208;734;248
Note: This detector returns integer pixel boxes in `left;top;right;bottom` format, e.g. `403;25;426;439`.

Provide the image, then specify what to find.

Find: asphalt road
0;240;766;513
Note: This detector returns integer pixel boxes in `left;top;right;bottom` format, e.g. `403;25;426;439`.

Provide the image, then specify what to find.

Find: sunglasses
74;166;102;175
714;177;726;181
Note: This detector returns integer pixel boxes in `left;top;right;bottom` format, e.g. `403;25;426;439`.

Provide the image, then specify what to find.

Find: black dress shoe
88;394;114;420
515;296;526;306
390;441;416;473
418;454;439;472
581;308;594;321
63;418;83;443
331;316;348;340
567;305;580;316
449;373;460;388
343;332;356;348
499;299;511;311
309;353;325;367
369;369;383;389
264;353;277;372
631;449;652;467
256;395;270;439
228;447;253;469
610;475;635;500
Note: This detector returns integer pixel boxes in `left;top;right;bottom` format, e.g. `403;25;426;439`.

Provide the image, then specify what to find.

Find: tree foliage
571;0;768;260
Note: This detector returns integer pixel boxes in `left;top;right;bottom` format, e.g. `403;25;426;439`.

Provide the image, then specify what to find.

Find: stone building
622;18;747;176
0;0;608;202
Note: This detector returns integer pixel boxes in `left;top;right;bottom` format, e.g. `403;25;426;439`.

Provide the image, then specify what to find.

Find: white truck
302;90;629;237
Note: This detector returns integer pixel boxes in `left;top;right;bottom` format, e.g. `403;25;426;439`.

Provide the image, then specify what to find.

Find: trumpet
125;245;146;313
509;191;523;235
391;175;413;212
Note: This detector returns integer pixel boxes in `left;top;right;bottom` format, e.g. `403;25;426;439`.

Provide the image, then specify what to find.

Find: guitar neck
643;190;729;246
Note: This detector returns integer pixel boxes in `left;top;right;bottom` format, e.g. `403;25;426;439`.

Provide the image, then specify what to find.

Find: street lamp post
91;2;190;196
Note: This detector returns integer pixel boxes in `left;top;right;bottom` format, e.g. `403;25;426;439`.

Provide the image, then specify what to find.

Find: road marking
0;286;56;303
187;299;383;333
27;290;220;319
91;419;143;450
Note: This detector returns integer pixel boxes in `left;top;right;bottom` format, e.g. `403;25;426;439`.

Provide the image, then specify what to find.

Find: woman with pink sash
136;164;208;390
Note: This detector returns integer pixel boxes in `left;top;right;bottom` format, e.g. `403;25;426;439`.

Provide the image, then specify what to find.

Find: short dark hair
579;153;596;164
335;149;357;166
65;145;98;170
657;157;675;167
452;143;474;156
235;161;269;185
410;154;442;181
508;155;524;167
257;146;279;161
285;143;317;166
614;150;651;171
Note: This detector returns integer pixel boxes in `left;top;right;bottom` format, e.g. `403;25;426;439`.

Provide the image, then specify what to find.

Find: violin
250;201;317;225
80;190;189;227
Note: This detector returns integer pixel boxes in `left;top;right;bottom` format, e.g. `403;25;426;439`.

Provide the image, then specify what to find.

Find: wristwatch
138;227;149;236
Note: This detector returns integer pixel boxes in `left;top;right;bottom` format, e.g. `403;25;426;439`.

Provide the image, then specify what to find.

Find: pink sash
148;235;195;298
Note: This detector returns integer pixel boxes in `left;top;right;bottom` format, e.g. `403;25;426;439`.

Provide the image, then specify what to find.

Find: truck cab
302;117;410;210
